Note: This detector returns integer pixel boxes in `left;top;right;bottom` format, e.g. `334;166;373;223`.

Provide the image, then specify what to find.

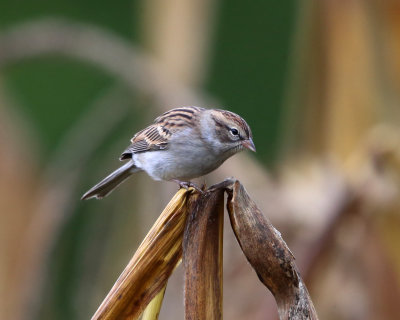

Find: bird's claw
173;180;204;193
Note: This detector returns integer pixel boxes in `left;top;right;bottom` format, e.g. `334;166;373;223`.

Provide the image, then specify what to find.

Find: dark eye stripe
218;110;251;138
213;117;227;129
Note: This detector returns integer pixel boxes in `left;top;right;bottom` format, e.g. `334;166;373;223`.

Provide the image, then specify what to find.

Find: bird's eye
230;128;239;136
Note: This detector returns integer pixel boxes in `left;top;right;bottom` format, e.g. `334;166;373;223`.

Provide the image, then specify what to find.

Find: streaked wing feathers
120;125;169;160
120;107;203;160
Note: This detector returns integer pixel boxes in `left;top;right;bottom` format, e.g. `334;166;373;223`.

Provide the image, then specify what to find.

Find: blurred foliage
4;58;114;155
206;0;296;163
0;0;136;39
0;0;296;164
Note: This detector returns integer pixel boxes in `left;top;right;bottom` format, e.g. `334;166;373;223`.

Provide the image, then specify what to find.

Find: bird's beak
242;138;256;152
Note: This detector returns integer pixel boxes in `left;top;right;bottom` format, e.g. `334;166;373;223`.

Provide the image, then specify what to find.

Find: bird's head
201;109;256;156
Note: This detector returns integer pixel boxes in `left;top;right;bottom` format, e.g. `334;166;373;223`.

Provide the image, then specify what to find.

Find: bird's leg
172;180;203;193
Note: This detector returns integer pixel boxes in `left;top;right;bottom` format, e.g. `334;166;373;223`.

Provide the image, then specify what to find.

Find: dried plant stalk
92;180;318;320
183;188;224;320
226;180;318;320
92;188;193;320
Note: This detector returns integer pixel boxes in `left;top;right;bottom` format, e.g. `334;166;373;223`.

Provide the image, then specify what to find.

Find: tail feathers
82;161;138;200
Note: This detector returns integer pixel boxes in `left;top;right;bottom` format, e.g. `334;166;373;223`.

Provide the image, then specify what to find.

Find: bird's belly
133;148;222;181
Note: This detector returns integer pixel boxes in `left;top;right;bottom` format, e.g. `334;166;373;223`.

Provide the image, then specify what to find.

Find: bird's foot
173;180;204;193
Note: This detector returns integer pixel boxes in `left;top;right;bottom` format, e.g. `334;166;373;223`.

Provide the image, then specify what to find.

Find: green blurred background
0;0;295;161
1;1;400;320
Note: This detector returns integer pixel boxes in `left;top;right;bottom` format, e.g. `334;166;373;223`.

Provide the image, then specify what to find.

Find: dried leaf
183;188;224;320
92;188;193;320
226;180;318;320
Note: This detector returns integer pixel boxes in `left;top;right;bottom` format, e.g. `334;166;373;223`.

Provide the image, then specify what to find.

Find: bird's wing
120;124;170;160
120;107;203;160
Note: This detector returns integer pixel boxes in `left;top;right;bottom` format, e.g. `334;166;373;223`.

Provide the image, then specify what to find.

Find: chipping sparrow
82;106;255;200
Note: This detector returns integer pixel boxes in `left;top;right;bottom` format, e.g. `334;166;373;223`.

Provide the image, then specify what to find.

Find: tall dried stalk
183;187;224;319
92;188;197;320
92;180;318;320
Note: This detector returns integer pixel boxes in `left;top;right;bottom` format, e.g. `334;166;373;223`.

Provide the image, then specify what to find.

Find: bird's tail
81;161;139;200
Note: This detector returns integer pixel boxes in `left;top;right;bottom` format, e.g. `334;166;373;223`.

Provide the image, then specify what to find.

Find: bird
81;106;256;200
